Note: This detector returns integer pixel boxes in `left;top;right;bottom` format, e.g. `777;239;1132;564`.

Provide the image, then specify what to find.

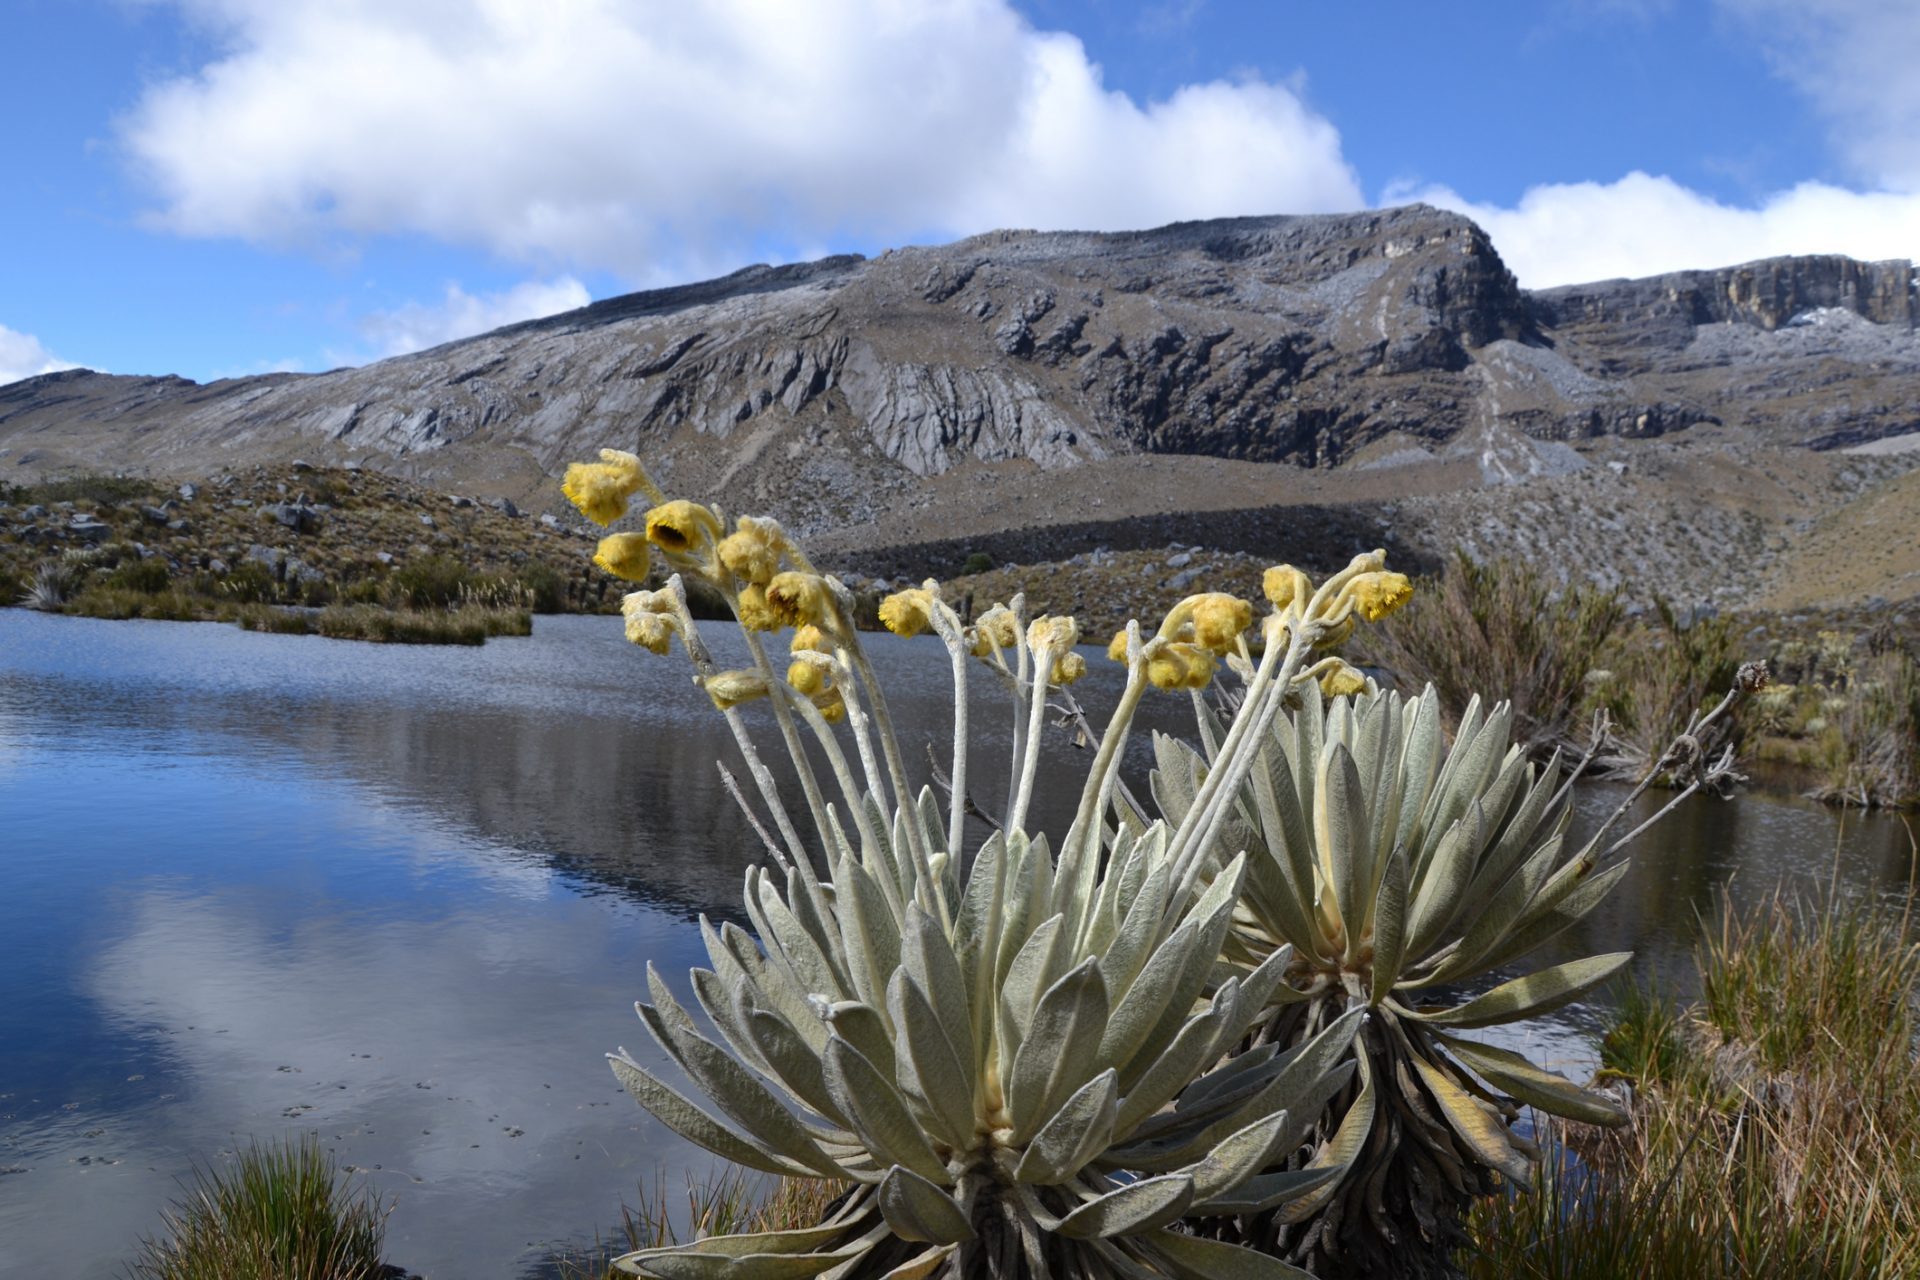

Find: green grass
129;1134;390;1280
1468;883;1920;1279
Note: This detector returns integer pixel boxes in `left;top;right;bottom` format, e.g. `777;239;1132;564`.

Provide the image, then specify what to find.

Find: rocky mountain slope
3;205;1916;608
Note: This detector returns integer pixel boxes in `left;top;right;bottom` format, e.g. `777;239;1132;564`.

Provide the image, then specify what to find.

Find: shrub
128;1134;390;1280
1352;551;1624;758
108;557;173;594
386;554;474;608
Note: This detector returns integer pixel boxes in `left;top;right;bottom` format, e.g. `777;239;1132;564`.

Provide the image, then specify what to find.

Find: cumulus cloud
118;0;1361;280
1400;172;1920;287
358;275;591;357
1718;0;1920;192
0;324;83;386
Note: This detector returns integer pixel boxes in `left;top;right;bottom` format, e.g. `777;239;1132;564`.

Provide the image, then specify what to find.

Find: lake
1;611;1912;1278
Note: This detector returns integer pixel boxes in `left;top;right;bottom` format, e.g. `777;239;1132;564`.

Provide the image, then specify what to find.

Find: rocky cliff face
2;205;1916;582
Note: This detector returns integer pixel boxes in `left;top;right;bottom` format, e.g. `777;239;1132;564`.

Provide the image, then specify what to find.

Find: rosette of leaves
1153;685;1631;1279
609;807;1364;1279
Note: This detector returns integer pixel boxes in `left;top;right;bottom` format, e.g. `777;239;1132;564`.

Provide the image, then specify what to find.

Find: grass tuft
552;1172;838;1279
129;1134;391;1280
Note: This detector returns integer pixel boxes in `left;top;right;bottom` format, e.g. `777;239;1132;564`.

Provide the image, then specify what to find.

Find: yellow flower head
765;572;832;630
1050;651;1087;686
623;611;676;655
1027;614;1080;655
562;451;650;527
1107;629;1130;663
786;654;829;697
1189;593;1253;655
790;624;832;654
1342;571;1414;623
644;500;723;555
1147;641;1215;690
1262;565;1312;613
593;532;653;582
717;517;784;586
735;583;783;632
969;604;1019;657
702;669;770;712
878;588;934;638
812;685;847;723
1318;660;1370;699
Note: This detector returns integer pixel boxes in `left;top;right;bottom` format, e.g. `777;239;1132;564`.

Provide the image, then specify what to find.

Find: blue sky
2;0;1916;386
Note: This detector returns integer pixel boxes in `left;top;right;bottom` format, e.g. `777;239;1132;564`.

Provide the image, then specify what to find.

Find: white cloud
358;276;590;358
118;0;1362;280
1717;0;1920;192
1400;172;1920;288
0;324;83;386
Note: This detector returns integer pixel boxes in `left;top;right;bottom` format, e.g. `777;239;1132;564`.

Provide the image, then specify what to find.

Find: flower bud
765;572;832;629
969;605;1019;657
1107;629;1130;664
717;517;783;586
786;654;828;696
878;588;934;638
1262;565;1312;613
1189;593;1253;655
592;532;653;582
1147;641;1214;690
1318;659;1370;699
791;623;832;654
621;588;674;618
702;669;770;711
623;611;676;655
644;500;723;554
562;455;647;527
1027;614;1080;654
735;583;783;632
1050;651;1087;686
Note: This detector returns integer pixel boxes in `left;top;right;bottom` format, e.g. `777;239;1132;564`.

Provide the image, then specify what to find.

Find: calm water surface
1;611;1912;1278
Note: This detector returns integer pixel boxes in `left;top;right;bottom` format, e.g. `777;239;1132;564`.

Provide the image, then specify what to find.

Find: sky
2;0;1917;386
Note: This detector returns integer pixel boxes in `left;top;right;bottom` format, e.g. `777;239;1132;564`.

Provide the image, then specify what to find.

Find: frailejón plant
1155;684;1636;1277
560;447;1418;1278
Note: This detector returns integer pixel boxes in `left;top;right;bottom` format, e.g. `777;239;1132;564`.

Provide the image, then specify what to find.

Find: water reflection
0;611;1911;1278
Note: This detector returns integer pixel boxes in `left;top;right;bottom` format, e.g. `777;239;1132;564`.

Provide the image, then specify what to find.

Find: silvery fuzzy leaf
1007;957;1110;1143
996;913;1066;1059
1174;1042;1280;1115
1394;688;1445;853
1096;855;1171;1001
1110;993;1233;1136
620;1247;854;1280
1369;845;1411;1006
1408;1049;1532;1182
1403;804;1485;961
886;971;976;1151
1429;830;1564;982
1140;1228;1319;1279
822;1001;897;1079
835;859;902;1013
1418;694;1483;839
690;966;767;1074
618;1220;852;1259
873;1244;957;1280
638;973;845;1175
1177;1105;1299;1202
720;922;829;1053
822;1035;949;1185
1151;731;1202;828
1248;740;1322;956
1429;703;1510;847
1194;1164;1343;1215
1314;742;1371;948
608;1054;821;1179
1469;859;1631;978
1099;918;1200;1081
1276;1050;1376;1224
752;873;846;1002
876;1165;974;1244
1439;1032;1627;1126
1013;1067;1119;1185
1049;1173;1195;1239
742;1009;848;1129
1413;952;1633;1029
901;906;973;1073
